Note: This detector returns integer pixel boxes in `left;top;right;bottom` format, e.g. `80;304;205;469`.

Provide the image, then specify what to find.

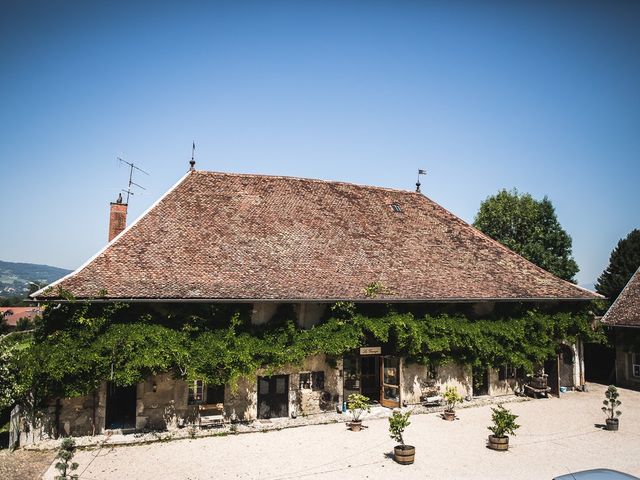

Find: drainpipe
92;390;97;436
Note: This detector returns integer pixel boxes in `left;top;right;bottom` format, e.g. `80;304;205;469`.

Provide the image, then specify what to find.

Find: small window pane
259;378;270;395
276;377;286;394
188;380;204;405
383;357;399;386
299;373;311;389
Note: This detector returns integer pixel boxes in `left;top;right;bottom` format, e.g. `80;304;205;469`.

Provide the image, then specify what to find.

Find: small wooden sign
360;346;382;355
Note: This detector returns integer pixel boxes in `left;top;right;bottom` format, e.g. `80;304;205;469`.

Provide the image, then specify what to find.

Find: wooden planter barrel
394;445;415;465
488;435;509;451
443;410;456;421
349;421;362;432
605;418;619;431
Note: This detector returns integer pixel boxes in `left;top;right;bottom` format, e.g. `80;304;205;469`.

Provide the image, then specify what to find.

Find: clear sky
1;0;638;288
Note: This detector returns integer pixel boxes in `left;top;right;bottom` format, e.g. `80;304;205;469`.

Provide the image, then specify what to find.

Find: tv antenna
118;157;149;204
416;169;427;193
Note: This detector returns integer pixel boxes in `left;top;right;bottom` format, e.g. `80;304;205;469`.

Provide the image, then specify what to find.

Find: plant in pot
487;404;520;451
442;386;463;421
347;393;371;432
389;410;414;465
54;437;79;480
601;385;621;431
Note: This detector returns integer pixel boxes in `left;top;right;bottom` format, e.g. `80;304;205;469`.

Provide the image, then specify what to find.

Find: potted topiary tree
347;393;371;432
54;437;79;480
389;410;414;465
602;385;621;431
442;386;463;421
487;404;520;451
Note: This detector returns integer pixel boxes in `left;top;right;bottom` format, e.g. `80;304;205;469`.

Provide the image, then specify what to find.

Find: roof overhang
30;296;596;304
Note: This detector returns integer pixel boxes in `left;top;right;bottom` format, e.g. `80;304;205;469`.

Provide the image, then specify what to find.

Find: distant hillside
0;260;71;298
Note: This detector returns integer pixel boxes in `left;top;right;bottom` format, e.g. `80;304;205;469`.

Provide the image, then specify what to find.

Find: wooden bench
198;403;225;428
523;384;551;399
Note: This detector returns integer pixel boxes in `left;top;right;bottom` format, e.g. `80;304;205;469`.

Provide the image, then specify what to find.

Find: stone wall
615;346;640;391
224;353;342;421
401;361;472;404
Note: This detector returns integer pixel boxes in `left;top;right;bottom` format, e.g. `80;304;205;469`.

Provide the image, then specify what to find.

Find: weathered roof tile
35;171;598;302
601;267;640;327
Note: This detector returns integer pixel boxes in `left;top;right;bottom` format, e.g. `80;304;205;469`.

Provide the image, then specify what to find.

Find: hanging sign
360;346;382;355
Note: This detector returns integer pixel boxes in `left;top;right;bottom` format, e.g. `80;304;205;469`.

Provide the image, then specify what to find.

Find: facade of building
31;169;598;437
601;267;640;390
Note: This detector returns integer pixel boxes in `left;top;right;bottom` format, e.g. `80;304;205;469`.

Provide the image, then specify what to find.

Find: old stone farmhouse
31;167;599;437
601;267;640;390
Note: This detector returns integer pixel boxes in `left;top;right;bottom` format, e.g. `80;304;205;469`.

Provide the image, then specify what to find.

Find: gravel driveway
42;383;640;480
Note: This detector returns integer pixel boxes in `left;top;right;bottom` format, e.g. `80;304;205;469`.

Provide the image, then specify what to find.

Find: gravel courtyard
42;383;640;480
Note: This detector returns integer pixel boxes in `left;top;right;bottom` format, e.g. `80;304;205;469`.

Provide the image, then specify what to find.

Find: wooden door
257;375;289;419
105;383;137;429
380;356;401;408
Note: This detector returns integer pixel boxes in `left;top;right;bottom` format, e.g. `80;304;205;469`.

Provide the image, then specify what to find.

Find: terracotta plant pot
393;445;415;465
488;435;509;451
605;418;619;431
443;410;456;421
349;420;362;432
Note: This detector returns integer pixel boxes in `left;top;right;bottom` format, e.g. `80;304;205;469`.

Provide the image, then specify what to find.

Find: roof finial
189;141;196;171
416;169;426;193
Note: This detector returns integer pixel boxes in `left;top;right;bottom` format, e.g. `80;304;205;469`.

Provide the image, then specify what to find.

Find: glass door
380;356;400;408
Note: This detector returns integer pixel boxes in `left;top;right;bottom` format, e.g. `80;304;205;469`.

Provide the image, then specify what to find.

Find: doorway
343;351;401;408
360;356;380;402
472;366;489;396
584;342;616;384
545;356;560;396
105;383;137;430
258;375;289;419
380;356;401;408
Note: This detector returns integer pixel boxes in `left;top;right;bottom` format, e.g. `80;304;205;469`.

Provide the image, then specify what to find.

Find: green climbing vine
1;299;606;411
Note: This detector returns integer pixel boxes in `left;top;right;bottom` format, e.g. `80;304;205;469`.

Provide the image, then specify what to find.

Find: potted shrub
389;410;414;465
54;437;79;480
347;393;371;432
442;385;463;421
602;385;621;431
487;404;520;451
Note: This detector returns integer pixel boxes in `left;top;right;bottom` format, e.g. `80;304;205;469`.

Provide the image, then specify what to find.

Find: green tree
473;189;579;282
595;229;640;302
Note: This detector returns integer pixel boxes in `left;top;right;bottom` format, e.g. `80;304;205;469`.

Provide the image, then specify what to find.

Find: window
299;373;311;389
312;371;325;391
188;380;204;405
633;353;640;378
206;384;225;404
390;203;402;213
498;365;517;381
188;380;225;405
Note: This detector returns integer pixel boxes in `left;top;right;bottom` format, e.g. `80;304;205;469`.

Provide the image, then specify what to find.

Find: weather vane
416;169;427;193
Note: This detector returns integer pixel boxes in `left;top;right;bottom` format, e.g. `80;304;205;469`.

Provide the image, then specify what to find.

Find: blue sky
1;1;638;288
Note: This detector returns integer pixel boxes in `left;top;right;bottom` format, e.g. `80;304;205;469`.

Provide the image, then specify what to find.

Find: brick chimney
108;193;128;241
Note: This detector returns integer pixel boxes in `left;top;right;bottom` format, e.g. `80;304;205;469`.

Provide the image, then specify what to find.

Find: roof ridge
194;170;418;195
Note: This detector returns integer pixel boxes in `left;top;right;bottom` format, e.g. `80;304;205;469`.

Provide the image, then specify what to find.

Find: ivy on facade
1;300;606;410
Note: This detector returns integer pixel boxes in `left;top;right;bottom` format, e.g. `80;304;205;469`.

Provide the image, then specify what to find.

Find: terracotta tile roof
34;171;598;302
601;267;640;327
0;307;43;327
